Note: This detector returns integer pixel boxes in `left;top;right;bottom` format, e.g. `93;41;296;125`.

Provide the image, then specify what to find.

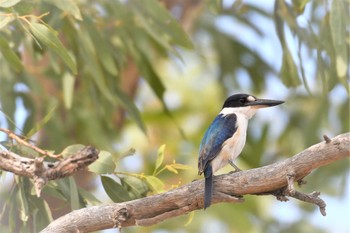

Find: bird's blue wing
198;113;237;174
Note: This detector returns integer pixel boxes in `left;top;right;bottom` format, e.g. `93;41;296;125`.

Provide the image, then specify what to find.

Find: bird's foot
229;161;242;172
229;170;240;174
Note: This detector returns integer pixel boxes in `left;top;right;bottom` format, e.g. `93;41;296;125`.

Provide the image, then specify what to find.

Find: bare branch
0;146;99;196
39;133;349;233
0;128;60;158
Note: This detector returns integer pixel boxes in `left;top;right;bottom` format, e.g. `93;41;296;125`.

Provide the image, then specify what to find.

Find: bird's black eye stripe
239;98;246;103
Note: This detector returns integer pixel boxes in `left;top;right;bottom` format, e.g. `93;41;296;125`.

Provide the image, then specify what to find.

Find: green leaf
0;0;21;8
135;50;166;100
29;22;77;74
62;72;75;109
130;0;193;49
121;176;149;199
42;182;67;201
69;177;80;210
45;0;82;20
55;179;71;200
154;144;165;174
88;150;116;174
101;176;131;202
77;28;117;103
0;35;23;72
84;17;118;75
144;175;165;193
29;197;53;231
330;0;348;78
114;86;146;133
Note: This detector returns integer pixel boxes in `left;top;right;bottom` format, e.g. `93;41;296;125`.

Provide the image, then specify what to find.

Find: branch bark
0;146;99;196
40;133;350;233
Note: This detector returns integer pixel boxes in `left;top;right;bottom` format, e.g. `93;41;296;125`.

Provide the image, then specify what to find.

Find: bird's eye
239;98;245;103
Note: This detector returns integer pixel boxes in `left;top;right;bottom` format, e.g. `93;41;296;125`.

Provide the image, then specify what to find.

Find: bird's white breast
210;108;254;173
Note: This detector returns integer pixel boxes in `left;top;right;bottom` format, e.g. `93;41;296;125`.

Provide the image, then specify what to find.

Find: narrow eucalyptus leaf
69;177;80;210
0;35;23;72
29;22;77;74
63;72;75;109
330;0;348;78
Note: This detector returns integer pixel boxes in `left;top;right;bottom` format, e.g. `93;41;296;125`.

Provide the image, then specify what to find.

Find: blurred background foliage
0;0;349;232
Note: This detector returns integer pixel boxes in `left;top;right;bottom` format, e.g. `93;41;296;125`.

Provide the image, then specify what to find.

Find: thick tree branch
40;133;350;233
0;146;99;196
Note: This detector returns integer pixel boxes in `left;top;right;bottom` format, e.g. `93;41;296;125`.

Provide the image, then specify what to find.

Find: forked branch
0;145;99;196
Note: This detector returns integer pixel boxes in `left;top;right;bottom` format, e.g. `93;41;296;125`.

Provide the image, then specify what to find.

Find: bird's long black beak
247;98;284;108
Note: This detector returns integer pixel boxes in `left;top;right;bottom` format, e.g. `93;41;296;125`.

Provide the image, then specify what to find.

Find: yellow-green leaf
145;176;165;193
154;144;165;174
165;165;178;174
29;22;77;74
185;211;195;226
171;163;193;170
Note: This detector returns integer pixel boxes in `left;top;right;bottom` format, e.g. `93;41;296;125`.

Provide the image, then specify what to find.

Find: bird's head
221;93;284;118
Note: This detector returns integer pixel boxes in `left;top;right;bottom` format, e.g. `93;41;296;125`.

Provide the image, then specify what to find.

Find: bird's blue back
198;113;238;173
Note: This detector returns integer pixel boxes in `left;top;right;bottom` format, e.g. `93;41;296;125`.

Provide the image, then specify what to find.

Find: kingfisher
198;93;284;209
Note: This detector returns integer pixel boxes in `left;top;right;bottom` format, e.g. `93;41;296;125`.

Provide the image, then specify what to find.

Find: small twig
0;128;60;158
287;190;326;216
323;134;331;144
265;171;327;216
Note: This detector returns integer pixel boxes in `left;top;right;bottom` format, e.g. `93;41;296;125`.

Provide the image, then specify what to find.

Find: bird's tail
204;164;213;209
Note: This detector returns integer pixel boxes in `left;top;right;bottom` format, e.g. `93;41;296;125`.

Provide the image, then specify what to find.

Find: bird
198;93;284;209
